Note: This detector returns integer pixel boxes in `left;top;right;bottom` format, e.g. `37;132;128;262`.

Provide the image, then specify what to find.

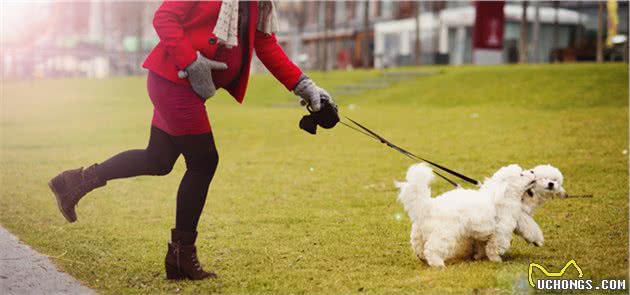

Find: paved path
0;226;96;295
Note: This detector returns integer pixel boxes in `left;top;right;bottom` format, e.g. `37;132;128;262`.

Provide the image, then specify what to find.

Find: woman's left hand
294;76;331;112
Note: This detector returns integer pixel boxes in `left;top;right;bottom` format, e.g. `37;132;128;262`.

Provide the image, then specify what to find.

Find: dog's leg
468;219;494;261
423;247;446;267
515;213;544;247
495;218;517;256
423;234;457;267
485;213;517;262
473;241;487;260
484;234;502;262
410;226;425;261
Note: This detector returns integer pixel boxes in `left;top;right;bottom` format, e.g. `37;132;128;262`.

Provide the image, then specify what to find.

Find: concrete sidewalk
0;226;96;295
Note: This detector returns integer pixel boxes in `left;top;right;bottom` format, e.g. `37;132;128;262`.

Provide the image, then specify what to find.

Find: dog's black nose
547;182;555;189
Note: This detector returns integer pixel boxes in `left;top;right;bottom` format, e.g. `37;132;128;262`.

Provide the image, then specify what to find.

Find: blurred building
2;1;159;79
374;4;588;67
274;1;444;70
274;1;629;70
2;1;628;79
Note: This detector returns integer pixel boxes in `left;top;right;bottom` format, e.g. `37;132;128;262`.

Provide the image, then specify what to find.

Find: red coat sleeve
152;1;198;70
254;31;303;91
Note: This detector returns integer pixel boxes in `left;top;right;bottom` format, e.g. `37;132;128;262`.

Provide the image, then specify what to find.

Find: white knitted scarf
212;0;278;48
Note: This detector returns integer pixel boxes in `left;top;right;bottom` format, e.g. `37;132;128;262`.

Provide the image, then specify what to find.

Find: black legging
95;126;218;232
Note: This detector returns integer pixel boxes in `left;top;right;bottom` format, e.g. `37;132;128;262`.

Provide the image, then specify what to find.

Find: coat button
208;37;217;45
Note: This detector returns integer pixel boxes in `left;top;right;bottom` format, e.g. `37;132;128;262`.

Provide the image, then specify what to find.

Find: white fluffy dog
513;165;566;248
395;163;565;267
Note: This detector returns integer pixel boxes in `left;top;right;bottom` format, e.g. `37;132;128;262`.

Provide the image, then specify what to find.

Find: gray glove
181;52;227;101
294;76;331;112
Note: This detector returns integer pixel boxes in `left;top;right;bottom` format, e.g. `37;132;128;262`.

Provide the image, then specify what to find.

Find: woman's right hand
183;52;228;101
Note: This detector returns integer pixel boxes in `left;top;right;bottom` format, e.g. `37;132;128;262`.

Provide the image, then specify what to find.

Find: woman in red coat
48;1;331;280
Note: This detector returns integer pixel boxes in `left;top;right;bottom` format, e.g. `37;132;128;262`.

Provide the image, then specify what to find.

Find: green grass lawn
1;63;628;294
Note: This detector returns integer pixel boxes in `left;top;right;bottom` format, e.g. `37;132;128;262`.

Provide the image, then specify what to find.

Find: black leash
338;121;460;187
341;117;480;187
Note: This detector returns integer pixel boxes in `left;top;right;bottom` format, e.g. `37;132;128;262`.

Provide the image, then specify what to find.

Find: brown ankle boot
165;229;217;280
48;164;106;223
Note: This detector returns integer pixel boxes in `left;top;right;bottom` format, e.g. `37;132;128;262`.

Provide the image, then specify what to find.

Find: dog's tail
394;163;434;223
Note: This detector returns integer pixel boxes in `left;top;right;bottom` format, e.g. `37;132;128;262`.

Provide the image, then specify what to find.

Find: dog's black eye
527;189;534;197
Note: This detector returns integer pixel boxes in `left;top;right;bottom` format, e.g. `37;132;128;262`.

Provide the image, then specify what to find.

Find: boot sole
165;263;217;280
48;180;76;223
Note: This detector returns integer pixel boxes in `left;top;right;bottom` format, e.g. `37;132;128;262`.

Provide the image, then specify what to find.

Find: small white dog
470;164;566;260
513;165;567;247
395;163;565;267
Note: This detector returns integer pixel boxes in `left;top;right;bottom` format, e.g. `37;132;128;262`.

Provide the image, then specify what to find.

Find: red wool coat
143;1;303;103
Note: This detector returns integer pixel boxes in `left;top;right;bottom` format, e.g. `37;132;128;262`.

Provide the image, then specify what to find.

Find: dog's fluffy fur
514;165;566;247
395;163;565;267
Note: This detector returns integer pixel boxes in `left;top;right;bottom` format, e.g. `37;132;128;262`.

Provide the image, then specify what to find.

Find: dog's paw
530;236;544;247
428;261;446;268
426;257;446;268
487;255;503;263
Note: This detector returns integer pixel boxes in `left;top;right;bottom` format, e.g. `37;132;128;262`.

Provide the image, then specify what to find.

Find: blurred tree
112;1;146;73
414;1;421;65
596;1;604;62
432;1;445;61
322;1;335;71
330;1;337;71
531;1;540;63
519;1;528;64
576;1;585;47
295;2;306;32
134;3;144;70
362;0;370;68
553;1;559;62
313;1;322;71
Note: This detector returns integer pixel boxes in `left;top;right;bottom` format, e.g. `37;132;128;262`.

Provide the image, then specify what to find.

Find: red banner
473;1;505;50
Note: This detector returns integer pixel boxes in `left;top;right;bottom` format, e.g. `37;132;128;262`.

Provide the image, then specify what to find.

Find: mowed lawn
0;63;627;294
